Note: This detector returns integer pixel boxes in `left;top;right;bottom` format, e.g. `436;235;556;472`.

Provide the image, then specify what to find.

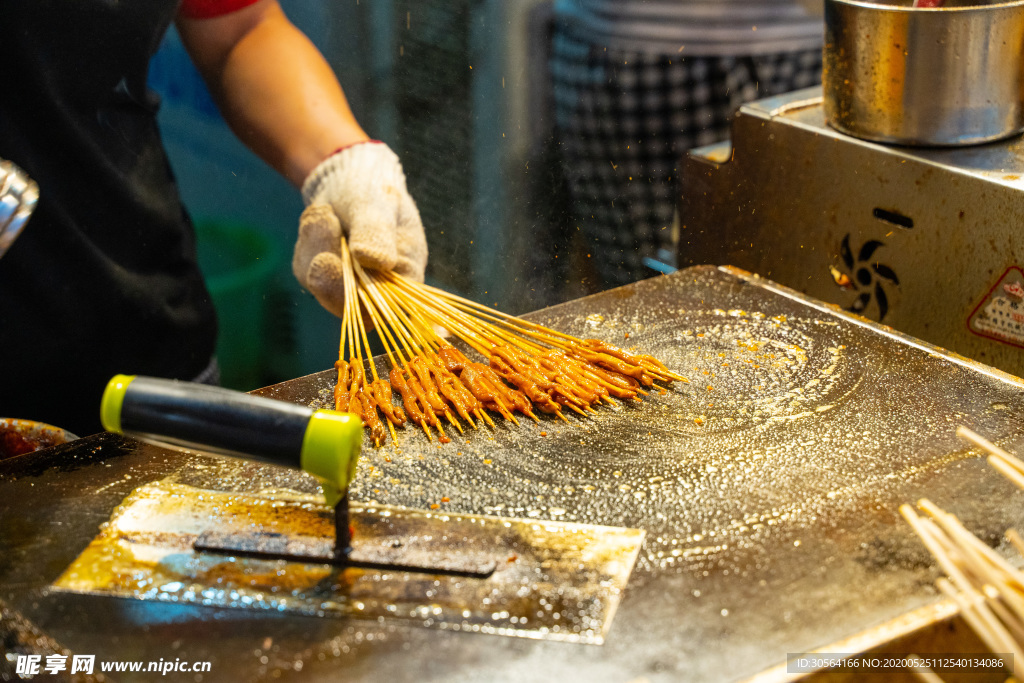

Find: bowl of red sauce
0;418;77;461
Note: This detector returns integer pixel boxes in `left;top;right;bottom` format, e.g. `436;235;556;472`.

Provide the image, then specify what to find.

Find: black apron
0;0;218;436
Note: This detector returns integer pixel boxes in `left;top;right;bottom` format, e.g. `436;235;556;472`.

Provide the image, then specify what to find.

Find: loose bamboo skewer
906;655;946;683
897;427;1024;682
332;238;687;446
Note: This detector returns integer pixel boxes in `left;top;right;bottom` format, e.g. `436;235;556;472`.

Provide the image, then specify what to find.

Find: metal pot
0;159;38;259
823;0;1024;146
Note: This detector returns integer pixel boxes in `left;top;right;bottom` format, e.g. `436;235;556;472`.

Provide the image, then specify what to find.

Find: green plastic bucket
194;220;283;390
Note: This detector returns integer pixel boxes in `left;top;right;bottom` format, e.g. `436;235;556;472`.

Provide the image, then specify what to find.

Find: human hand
293;142;428;317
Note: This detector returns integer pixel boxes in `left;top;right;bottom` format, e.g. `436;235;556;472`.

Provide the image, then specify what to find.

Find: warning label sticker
968;266;1024;349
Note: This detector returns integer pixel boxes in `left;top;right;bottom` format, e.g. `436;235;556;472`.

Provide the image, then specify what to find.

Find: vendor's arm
176;0;366;187
177;0;427;315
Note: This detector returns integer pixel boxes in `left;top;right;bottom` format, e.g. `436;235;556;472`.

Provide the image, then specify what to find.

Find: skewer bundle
899;427;1024;682
333;239;688;446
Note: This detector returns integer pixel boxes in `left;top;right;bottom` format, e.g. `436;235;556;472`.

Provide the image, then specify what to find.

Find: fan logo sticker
968;266;1024;348
830;234;900;321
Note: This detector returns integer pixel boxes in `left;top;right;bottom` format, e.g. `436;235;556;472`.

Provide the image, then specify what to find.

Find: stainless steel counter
4;266;1024;682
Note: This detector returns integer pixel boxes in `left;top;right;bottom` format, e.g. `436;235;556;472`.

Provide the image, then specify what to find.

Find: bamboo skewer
331;238;686;446
898;427;1024;682
958;426;1024;478
906;655;946;683
416;281;689;383
990;458;1024;492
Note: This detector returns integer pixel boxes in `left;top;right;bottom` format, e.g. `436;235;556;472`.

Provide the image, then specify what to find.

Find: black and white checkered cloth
550;24;822;289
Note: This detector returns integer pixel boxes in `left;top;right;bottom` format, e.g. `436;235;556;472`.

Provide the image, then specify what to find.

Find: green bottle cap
99;374;137;434
300;410;362;505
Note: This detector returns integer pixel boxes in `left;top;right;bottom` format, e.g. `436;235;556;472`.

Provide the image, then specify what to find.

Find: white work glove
293;141;428;318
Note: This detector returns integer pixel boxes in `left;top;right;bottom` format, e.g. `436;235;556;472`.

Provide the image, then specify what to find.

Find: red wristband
178;0;260;19
326;140;382;161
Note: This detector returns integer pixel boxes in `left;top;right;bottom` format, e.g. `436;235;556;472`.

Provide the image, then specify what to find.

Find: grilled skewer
332;237;687;446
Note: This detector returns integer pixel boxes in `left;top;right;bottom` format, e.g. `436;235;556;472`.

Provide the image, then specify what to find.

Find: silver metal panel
679;87;1024;377
0;159;39;260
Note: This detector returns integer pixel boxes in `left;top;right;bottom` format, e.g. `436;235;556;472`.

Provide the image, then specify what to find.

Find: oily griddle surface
5;266;1024;683
52;475;644;643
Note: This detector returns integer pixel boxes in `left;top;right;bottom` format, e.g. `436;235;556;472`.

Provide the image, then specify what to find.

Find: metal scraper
193;492;499;578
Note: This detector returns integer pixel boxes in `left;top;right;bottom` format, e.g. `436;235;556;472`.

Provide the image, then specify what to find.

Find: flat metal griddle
4;265;1024;683
51;475;643;643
